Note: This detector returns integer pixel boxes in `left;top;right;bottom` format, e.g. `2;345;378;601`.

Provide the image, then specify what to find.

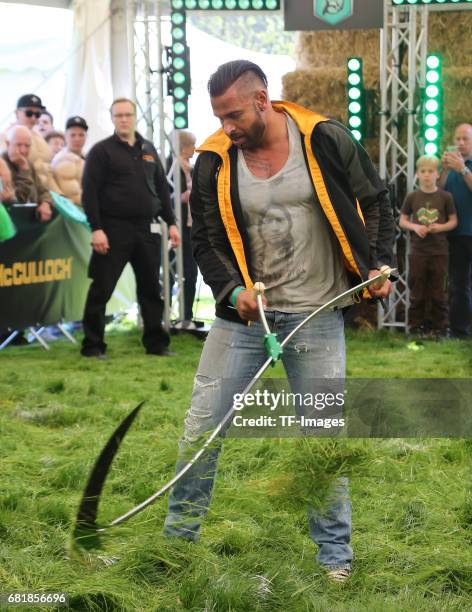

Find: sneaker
326;567;351;583
174;320;197;330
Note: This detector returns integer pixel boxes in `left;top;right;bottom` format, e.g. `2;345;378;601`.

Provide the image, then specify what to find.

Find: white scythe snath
73;267;394;544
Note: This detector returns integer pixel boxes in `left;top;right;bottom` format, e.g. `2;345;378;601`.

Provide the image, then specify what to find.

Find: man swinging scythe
74;60;395;583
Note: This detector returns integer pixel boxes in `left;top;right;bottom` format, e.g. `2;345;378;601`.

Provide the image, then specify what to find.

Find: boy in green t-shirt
399;155;457;338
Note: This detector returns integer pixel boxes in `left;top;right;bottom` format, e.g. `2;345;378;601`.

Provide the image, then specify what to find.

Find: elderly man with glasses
1;125;52;222
1;94;59;193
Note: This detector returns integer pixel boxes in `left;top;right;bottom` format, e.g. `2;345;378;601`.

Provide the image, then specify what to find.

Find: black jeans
81;218;169;355
448;235;472;338
408;253;448;331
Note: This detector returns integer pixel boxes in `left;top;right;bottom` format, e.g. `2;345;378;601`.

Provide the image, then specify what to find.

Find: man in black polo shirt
81;97;180;358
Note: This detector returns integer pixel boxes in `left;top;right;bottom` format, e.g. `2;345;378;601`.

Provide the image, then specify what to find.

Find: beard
231;107;265;150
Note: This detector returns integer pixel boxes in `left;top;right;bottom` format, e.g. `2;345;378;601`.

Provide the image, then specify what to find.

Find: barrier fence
0;204;135;332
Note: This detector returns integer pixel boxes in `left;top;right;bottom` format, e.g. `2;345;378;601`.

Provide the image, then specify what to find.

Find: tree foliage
188;14;295;57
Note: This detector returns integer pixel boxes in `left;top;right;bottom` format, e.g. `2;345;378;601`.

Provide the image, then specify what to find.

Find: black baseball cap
66;116;88;131
16;94;45;109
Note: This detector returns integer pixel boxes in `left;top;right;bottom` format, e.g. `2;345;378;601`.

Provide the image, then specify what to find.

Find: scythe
73;267;394;546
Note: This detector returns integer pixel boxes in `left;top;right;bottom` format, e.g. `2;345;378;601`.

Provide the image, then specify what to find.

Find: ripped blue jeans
164;310;353;570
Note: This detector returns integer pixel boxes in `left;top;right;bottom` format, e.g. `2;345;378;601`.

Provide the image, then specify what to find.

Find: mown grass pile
1;328;471;611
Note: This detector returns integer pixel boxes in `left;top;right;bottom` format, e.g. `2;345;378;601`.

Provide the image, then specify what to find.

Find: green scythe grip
253;281;283;365
264;332;283;364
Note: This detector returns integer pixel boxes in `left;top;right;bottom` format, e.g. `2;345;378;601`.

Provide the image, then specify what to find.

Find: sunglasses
22;110;42;118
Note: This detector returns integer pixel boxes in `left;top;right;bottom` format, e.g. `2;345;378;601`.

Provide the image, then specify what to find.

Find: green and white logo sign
314;0;353;26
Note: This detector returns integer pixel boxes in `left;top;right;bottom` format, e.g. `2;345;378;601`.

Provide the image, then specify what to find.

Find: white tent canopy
0;0;134;144
0;0;294;147
4;0;72;6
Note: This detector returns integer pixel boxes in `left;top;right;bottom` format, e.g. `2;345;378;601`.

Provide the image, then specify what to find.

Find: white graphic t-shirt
237;114;351;312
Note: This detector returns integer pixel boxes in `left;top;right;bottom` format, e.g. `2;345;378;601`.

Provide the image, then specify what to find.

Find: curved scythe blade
73;268;395;542
73;401;145;542
98;268;396;530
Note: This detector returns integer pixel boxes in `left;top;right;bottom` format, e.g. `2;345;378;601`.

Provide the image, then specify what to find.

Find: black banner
0;206;135;330
284;0;383;32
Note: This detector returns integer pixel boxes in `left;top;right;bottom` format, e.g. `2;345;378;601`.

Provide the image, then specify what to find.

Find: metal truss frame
378;0;428;330
124;1;283;329
126;0;184;330
126;1;469;332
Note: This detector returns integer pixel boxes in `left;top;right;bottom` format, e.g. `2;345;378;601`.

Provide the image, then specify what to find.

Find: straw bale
282;67;381;160
282;10;472;161
283;68;347;120
429;11;472;67
426;12;472;145
296;30;380;70
286;30;381;160
441;67;472;147
283;67;379;118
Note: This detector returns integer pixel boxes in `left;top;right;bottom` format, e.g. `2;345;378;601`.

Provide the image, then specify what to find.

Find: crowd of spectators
0;92;471;342
0;94;88;211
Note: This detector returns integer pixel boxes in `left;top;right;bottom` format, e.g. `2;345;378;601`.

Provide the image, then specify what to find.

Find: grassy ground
0;328;471;611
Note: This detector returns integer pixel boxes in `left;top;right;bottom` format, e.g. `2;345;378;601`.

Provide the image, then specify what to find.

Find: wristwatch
461;166;471;176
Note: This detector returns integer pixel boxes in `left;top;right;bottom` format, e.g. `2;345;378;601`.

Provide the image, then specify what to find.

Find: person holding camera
440;123;472;340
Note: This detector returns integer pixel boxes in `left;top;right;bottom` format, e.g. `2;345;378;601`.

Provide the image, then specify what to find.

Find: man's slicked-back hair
208;60;268;98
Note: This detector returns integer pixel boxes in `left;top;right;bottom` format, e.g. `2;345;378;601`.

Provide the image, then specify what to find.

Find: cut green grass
0;327;471;611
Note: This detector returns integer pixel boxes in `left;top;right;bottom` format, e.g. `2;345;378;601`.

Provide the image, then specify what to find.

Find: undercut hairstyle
207;60;268;98
416;155;440;170
110;97;137;114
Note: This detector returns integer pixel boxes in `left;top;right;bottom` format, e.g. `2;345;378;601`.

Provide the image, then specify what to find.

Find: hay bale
429;11;472;66
283;66;380;121
283;10;472;161
282;67;381;160
294;11;471;71
284;30;381;160
442;67;472;146
296;30;380;70
283;68;347;119
429;12;472;145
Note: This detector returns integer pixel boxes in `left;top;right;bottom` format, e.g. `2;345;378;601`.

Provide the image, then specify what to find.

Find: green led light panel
172;0;280;8
170;9;190;128
392;0;472;5
169;0;280;128
347;57;365;142
421;54;443;156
